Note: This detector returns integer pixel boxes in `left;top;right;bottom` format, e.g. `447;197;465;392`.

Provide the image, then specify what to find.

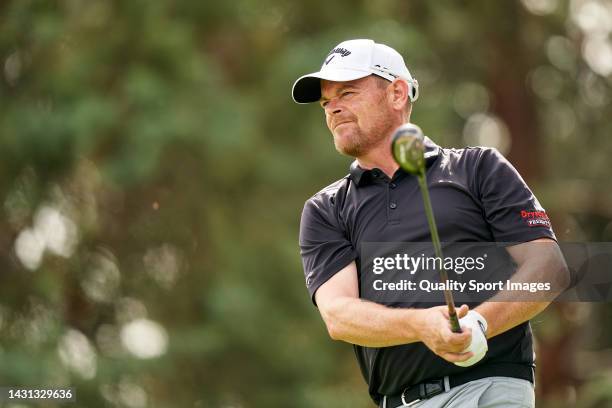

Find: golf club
391;123;462;333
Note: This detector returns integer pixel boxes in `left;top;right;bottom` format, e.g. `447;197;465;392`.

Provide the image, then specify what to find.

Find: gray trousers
382;377;535;408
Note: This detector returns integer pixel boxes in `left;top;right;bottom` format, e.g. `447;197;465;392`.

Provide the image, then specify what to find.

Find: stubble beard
333;120;394;158
334;129;378;157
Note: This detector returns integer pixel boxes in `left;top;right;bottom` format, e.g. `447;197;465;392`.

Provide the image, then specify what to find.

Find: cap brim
291;68;371;104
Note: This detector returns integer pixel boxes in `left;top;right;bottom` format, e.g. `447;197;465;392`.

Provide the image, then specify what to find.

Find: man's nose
325;99;342;115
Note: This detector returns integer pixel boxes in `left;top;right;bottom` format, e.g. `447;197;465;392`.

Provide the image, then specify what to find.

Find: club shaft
417;174;462;333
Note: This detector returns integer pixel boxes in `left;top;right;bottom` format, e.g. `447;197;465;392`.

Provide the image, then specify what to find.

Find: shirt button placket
388;181;400;223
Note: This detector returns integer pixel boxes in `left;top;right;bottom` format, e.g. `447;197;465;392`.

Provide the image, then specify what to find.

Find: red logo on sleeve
521;210;551;227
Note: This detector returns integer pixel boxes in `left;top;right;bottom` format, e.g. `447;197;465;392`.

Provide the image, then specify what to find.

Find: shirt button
390;202;397;209
390;183;397;189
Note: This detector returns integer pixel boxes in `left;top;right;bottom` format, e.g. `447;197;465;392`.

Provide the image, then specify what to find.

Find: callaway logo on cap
292;39;419;104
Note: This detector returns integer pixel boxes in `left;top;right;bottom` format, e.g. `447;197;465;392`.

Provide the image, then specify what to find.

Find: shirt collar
349;136;441;187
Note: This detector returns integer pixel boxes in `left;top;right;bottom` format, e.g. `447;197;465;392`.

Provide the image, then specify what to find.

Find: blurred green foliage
0;0;611;407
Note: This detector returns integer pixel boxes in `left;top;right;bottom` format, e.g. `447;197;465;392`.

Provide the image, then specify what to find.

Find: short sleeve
476;148;556;243
299;194;358;305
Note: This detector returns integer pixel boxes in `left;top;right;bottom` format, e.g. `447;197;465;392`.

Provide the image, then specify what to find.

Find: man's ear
389;79;409;111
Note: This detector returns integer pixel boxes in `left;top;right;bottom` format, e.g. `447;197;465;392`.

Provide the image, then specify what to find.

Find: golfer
293;39;568;407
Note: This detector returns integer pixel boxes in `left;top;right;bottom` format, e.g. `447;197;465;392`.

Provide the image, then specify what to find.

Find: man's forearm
476;240;569;338
475;260;555;338
476;301;549;339
320;296;423;347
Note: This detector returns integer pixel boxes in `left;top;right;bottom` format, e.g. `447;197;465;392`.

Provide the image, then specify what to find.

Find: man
293;39;568;407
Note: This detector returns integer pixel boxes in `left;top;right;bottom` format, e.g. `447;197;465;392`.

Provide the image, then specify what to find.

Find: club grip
449;311;462;333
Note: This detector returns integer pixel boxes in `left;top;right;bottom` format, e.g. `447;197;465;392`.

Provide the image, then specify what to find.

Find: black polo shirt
299;137;556;404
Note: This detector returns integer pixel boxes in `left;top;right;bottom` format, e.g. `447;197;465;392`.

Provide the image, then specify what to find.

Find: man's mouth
334;121;352;130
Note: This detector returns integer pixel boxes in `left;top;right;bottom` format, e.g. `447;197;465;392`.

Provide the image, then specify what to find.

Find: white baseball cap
292;39;419;104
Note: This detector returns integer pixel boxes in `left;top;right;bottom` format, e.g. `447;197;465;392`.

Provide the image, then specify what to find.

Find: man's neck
356;116;410;178
356;141;399;179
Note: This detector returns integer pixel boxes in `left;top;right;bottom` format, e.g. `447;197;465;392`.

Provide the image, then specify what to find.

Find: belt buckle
400;378;446;406
400;391;421;407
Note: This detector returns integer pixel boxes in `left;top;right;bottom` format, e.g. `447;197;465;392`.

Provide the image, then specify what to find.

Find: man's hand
415;304;474;363
454;310;489;367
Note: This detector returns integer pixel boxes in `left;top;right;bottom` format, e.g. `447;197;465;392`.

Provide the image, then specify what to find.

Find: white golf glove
454;310;488;367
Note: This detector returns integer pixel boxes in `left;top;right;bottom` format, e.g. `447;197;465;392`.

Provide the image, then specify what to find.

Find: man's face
320;75;395;157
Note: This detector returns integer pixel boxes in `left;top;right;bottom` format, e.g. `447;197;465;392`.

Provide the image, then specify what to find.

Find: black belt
380;363;534;408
